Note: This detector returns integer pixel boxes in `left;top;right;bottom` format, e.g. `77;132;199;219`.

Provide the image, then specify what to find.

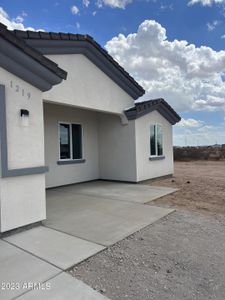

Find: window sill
57;159;86;165
149;156;165;161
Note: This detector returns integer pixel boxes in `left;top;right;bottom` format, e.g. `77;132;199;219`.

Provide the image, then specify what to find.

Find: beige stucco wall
44;104;138;186
135;110;174;181
98;114;137;182
0;52;136;232
0;67;46;232
0;52;175;232
43;54;134;116
1;69;45;169
44;105;174;186
44;103;99;188
0;175;46;232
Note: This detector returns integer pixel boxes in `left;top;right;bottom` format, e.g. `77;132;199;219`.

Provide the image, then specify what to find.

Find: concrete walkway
17;273;109;300
4;226;105;270
0;181;176;299
45;181;175;246
1;228;107;300
48;180;178;204
45;193;173;246
0;239;59;300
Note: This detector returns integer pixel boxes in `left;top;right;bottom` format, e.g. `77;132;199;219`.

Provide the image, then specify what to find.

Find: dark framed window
59;124;71;159
72;124;82;159
59;123;82;160
150;124;163;157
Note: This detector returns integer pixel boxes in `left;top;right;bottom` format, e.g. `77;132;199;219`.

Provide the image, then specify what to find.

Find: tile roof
125;98;181;125
12;29;144;96
0;23;67;80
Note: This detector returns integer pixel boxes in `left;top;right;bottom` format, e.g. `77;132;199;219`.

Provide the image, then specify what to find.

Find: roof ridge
0;23;67;80
125;98;181;124
135;98;180;118
12;29;144;95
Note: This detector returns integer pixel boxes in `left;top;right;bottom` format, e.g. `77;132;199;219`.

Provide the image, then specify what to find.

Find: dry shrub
174;146;225;161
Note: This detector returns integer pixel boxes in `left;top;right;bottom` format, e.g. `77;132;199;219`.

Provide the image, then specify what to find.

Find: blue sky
1;0;225;146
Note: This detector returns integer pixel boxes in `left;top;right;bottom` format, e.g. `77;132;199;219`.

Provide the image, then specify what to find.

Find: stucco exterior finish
0;67;46;232
0;48;177;232
0;68;45;169
43;54;134;116
44;103;138;187
44;103;99;188
0;175;46;232
44;104;174;187
135;110;174;181
98;114;137;182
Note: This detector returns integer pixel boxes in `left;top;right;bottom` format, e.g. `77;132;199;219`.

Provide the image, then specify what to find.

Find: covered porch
44;101;137;188
43;101;177;247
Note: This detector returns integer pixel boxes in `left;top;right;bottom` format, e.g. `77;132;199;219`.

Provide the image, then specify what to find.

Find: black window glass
157;125;163;156
150;125;156;156
72;124;82;159
60;124;71;159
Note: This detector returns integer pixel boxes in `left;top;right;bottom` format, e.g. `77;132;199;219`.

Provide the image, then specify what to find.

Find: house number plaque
10;81;31;100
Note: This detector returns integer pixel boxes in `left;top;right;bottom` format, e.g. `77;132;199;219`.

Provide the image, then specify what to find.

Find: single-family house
0;22;180;233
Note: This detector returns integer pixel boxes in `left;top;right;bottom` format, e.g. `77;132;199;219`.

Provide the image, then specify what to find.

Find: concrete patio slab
0;240;60;300
4;226;105;270
47;180;177;204
17;272;109;300
44;192;174;246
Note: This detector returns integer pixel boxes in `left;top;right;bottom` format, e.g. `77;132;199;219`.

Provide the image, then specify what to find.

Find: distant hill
174;145;225;161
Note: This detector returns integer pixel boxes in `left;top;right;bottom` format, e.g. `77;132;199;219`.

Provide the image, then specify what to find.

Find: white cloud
174;123;225;146
0;7;42;31
93;11;97;16
71;5;80;15
188;0;225;6
105;20;225;113
177;118;204;128
83;0;90;7
14;11;27;23
76;22;80;29
160;4;174;10
221;34;225;38
207;20;220;31
96;0;133;9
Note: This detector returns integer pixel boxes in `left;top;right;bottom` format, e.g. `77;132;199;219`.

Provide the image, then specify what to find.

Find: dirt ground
69;161;225;300
148;160;225;217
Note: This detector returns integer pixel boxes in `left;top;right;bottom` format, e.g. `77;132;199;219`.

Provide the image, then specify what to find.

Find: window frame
58;121;83;161
150;123;164;158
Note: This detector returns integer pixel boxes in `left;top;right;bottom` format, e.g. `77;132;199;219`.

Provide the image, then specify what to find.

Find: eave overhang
124;98;181;125
0;23;67;92
13;30;145;99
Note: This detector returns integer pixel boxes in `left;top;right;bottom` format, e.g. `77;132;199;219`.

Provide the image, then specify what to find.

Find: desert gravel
149;160;225;216
69;210;225;300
